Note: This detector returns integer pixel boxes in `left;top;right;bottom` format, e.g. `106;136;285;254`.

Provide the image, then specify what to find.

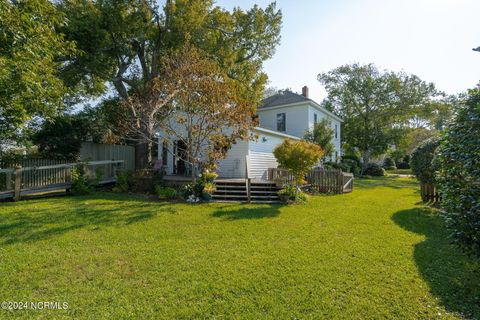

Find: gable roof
260;90;310;109
259;90;343;122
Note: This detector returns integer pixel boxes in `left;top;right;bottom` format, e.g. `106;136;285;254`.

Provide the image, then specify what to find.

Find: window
162;141;168;166
335;124;338;139
277;113;286;132
314;113;318;124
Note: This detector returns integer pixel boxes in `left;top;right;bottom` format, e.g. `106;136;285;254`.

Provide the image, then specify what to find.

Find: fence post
6;171;12;190
13;166;22;201
246;178;251;203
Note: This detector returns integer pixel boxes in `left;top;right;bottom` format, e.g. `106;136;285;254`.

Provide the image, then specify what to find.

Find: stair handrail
245;154;251;203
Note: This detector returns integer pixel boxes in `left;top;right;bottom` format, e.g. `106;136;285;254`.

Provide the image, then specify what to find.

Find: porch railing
0;160;124;201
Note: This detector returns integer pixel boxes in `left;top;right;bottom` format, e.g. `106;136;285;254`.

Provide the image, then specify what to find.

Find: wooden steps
212;179;281;203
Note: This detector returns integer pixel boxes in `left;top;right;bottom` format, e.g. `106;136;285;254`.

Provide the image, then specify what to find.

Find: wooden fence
267;168;354;194
0;160;124;201
420;183;441;203
80;142;135;171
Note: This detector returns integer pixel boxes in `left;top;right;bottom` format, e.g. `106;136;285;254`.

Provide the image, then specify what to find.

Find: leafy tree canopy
58;0;281;104
318;63;438;171
273;139;323;185
0;0;75;141
57;0;282;167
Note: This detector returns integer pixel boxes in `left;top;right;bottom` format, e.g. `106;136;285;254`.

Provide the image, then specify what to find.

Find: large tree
318;63;437;172
57;0;282;168
0;0;75;149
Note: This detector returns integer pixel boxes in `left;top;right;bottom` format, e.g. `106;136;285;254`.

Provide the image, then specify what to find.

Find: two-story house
158;86;342;180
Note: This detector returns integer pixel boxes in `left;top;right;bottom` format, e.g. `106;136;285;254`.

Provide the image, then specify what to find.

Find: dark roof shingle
260;91;310;109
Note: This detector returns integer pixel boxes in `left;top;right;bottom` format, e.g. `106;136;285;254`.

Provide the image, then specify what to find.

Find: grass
0;177;478;319
386;168;413;175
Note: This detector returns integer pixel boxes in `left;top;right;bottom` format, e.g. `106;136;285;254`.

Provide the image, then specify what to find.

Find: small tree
437;89;480;257
273;139;324;186
161;47;256;180
304;118;335;161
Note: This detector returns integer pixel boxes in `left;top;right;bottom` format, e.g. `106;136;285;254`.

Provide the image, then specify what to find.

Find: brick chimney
302;86;309;98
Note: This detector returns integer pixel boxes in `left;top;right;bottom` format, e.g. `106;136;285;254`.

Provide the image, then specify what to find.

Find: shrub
410;138;440;184
203;182;217;194
274;139;324;185
182;180;205;200
70;163;91;195
437;89;480;257
151;170;164;191
278;185;308;204
155;186;177;200
396;162;410;169
341;155;361;175
342;154;361;167
383;157;396;170
364;163;385;176
201;171;218;183
324;161;350;173
112;170;132;193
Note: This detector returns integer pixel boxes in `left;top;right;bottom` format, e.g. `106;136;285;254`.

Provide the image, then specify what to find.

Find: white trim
258;101;343;123
253;127;301;140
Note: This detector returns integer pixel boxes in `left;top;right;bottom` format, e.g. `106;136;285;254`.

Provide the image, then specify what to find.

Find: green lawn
386;168;413;175
0;177;478;319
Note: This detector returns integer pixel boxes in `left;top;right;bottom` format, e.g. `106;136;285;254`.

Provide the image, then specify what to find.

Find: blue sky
216;0;480;102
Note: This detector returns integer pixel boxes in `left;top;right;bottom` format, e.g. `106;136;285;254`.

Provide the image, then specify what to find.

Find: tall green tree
0;0;75;148
304;118;335;161
437;89;480;257
318;63;437;172
57;0;282;168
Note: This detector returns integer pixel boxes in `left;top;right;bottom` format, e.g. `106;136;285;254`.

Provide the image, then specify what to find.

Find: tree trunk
135;143;151;170
191;160;197;182
361;150;371;175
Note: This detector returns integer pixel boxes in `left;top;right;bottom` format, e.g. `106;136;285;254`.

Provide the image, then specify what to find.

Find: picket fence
267;168;354;194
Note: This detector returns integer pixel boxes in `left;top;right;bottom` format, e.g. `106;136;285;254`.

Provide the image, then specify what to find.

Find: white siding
257;105;309;138
216;139;249;178
247;131;286;179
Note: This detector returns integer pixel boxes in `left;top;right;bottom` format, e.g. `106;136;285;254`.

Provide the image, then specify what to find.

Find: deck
163;175;274;184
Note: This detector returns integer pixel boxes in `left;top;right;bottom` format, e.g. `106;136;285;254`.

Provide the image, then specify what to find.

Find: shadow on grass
0;193;176;245
212;204;282;220
392;208;480;318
